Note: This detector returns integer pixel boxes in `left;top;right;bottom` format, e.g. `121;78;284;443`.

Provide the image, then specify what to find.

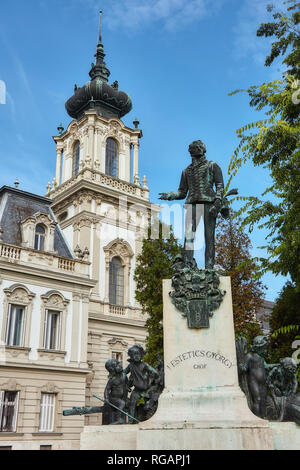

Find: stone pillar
125;141;131;182
88;125;94;165
92;222;101;296
94;128;101;170
132;142;139;182
80;294;90;364
70;293;81;363
55;148;62;186
123;261;130;307
104;254;110;303
101;143;106;174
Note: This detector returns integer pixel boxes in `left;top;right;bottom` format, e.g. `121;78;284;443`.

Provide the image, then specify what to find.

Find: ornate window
73;140;80;176
103;239;134;310
34;224;46;251
105;138;118;178
109;257;124;306
2;285;35;350
21;212;56;253
39;291;69;354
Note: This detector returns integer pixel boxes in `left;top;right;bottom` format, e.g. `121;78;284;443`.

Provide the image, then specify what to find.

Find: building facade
0;187;96;449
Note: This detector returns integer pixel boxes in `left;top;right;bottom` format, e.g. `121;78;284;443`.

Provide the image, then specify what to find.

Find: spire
89;10;110;82
65;10;132;120
98;10;102;44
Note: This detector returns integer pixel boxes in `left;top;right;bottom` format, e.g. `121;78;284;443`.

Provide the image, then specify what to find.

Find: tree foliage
227;0;300;288
215;211;266;341
134;223;181;366
269;281;300;363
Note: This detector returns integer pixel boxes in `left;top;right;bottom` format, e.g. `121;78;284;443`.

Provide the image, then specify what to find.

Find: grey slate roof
0;186;73;259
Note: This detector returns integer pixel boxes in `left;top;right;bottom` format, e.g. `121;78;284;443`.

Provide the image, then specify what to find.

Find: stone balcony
0;241;90;277
46;165;150;201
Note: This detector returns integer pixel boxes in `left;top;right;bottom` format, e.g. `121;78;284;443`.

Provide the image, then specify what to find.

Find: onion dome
65;12;132;120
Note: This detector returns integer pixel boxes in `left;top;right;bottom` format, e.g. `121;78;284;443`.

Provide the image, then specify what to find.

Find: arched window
105;138;118;178
34;224;46;251
73;141;80;176
109;257;124;306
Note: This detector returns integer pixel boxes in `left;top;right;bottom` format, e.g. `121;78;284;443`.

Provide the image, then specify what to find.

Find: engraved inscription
166;349;233;370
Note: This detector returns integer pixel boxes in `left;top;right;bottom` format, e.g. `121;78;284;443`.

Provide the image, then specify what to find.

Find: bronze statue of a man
159;140;226;268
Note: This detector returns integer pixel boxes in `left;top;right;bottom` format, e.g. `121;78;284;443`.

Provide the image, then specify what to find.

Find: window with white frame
43;310;61;350
0;391;19;432
34;224;46;251
6;305;25;347
39;393;55;432
112;351;123;366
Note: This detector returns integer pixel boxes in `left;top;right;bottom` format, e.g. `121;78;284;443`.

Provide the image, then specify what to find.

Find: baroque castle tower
46;14;159;422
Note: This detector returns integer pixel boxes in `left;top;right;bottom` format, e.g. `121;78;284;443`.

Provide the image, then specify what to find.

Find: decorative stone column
94;127;103;170
55;147;63;186
132;141;139;183
123;261;130;307
70;292;81;363
88;124;95;165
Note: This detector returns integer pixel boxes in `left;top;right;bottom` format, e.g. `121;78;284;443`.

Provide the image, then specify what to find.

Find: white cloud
76;0;220;32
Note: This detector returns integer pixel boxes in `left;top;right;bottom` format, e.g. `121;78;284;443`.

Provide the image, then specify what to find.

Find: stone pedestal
81;424;138;450
137;277;274;450
80;276;277;450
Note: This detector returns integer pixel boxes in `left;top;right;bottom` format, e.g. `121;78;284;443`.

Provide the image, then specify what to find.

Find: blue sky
0;0;289;301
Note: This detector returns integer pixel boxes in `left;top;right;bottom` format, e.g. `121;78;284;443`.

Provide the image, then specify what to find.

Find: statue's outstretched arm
159;171;187;201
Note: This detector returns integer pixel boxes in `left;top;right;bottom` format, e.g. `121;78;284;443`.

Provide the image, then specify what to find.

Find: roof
0;186;73;259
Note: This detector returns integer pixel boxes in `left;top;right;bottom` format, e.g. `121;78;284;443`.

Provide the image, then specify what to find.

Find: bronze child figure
104;358;129;424
238;336;271;419
124;345;158;423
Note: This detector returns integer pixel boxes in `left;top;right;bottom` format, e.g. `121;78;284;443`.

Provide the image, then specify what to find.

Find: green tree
215;211;265;342
269;281;300;362
134;223;181;366
227;0;300;288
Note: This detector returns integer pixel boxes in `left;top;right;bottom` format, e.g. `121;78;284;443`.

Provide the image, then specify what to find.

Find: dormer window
21;212;56;253
105;138;118;178
73;140;80;176
34;224;46;251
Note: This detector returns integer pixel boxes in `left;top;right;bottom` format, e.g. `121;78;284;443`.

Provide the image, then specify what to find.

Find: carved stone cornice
41;290;70;309
103;238;134;262
108;337;128;348
3;284;36;304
